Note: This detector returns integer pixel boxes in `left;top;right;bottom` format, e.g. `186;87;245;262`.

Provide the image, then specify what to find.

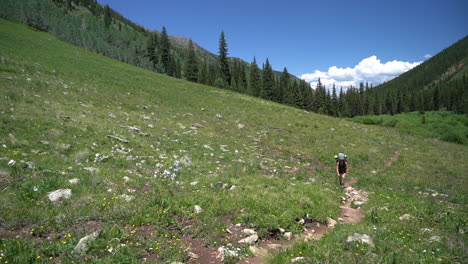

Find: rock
242;229;257;235
108;112;116;118
238;234;258;244
188;251;199;259
291;257;306;263
371;170;377;174
238;123;246;129
353;201;365;207
72;230;101;255
123;176;130;182
429;235;441;243
68;178;80;185
399;214;411;220
229;185;237;190
217;246;238;260
190;181;198;186
327;217;337;228
346;233;374;247
194;205;203;214
48;189;72;203
119;194;134;202
84;167;99;173
26;161;35;169
191;123;203;129
216;114;223;119
107;135;129;143
267;244;282;250
298;218;305;224
8;159;16;166
283;232;293;240
183;113;194;117
278;228;285;233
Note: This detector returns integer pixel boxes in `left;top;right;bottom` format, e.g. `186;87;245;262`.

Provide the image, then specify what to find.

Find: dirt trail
186;151;401;264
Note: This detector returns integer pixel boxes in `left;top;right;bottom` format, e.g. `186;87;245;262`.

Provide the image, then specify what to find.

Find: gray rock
429;235;441;243
283;232;293;240
353;200;365;207
194;205;203;214
84;167;99;173
327;217;337;228
242;229;257;235
26;161;35;169
191;123;203;129
72;230;101;255
190;181;198;186
346;233;374;247
238;234;258;244
68;178;80;185
291;257;306;263
48;189;72;203
107;135;129;143
216;114;223;119
238;123;246;129
399;214;411;220
229;185;237;190
188;251;199;259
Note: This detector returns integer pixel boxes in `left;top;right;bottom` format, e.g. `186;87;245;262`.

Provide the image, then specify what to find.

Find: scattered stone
327;217;337;228
371;170;377;174
191;123;203;129
68;178;80;185
238;234;258;244
40;140;49;145
190;181;198;186
291;256;306;263
8;159;16;166
346;233;374;247
123;176;130;182
429;235;442;243
183;113;194;117
218;246;238;260
267;244;282;250
278;228;285;233
298;218;305;224
26;161;35;169
216;114;223;119
399;214;411;220
194;205;203;214
119;194;134;202
421;228;432;233
283;232;293;240
72;230;101;255
107;135;129;143
188;251;199;259
48;189;72;203
242;229;257;235
353;201;365;207
108;112;116;118
229;185;237;190
84;167;99;173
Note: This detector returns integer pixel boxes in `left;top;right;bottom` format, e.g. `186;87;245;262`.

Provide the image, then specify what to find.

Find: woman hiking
335;153;348;187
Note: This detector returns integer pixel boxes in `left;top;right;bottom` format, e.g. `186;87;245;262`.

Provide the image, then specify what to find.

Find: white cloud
300;56;421;90
423;54;432;59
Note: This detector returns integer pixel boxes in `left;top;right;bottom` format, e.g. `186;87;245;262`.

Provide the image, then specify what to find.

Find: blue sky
97;0;467;87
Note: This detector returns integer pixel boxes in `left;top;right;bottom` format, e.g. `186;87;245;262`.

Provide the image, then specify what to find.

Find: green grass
0;19;466;263
348;111;468;145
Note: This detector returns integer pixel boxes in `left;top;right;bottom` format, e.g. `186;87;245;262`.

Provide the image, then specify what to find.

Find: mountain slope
0;19;466;264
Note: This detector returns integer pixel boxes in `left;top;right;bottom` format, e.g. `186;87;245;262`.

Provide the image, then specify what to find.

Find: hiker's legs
339;173;346;185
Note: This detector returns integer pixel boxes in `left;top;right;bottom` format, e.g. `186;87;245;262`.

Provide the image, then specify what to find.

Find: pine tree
184;39;198;82
160;26;171;73
217;31;231;86
104;4;112;28
146;32;158;70
248;57;261;96
279;67;290;103
260;58;274;100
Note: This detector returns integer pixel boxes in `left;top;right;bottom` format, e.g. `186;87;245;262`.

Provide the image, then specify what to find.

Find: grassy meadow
349;111;468;145
0;19;466;263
